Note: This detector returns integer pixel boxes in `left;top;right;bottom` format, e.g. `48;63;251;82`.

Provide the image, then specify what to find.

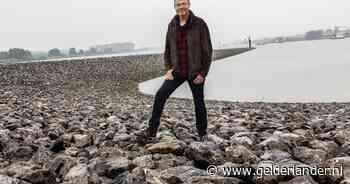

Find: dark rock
185;141;224;169
22;169;57;184
45;155;76;178
160;166;207;184
50;138;65;153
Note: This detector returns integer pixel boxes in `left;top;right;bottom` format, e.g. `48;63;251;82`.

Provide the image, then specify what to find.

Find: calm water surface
139;39;350;103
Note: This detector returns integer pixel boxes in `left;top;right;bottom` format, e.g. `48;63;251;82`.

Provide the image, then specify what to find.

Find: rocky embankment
1;48;350;184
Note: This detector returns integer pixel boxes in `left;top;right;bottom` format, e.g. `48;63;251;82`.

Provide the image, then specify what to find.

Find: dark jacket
164;10;213;80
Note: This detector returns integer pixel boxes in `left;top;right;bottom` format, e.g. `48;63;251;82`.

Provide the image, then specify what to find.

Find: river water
138;38;350;103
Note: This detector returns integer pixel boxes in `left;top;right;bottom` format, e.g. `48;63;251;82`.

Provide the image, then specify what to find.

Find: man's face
175;0;190;16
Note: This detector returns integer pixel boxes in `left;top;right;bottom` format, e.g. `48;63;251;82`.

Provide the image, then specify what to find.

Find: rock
173;126;197;143
255;120;283;131
15;127;42;145
309;140;338;155
126;167;164;184
254;161;280;183
277;159;311;170
185;141;224;169
76;149;90;164
3;161;56;184
105;157;136;178
106;115;119;124
146;141;184;155
112;171;130;184
152;154;190;170
30;146;52;165
8;145;34;161
341;179;350;184
334;129;350;145
64;164;89;183
293;129;312;139
4;161;38;178
219;125;249;139
292;146;327;165
132;155;155;169
143;168;165;184
126;167;145;184
113;133;133;148
0;158;9;168
50;138;65;153
160;166;207;184
190;176;243;184
45;155;76;178
86;146;98;159
341;142;350;155
258;135;290;152
22;169;56;184
62;133;73;144
47;124;65;140
208;134;230;149
4;118;21;130
88;158;110;177
308;117;336;134
225;145;259;164
73;134;91;148
322;157;350;183
276;132;303;146
65;147;79;157
231;135;253;147
0;129;10;143
260;149;292;162
279;176;318;184
255;159;314;183
0;174;30;184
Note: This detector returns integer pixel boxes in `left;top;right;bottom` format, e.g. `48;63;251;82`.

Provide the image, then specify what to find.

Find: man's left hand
193;73;205;84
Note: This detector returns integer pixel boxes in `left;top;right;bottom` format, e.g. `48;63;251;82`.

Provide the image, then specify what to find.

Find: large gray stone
0;175;30;184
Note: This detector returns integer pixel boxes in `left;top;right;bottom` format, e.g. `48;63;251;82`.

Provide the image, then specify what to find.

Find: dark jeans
148;70;208;136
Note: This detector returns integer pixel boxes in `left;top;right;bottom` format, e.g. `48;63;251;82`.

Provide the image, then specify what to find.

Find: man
136;0;213;143
248;36;252;48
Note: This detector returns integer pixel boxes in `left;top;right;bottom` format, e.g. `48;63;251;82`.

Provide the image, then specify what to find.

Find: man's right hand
165;69;174;80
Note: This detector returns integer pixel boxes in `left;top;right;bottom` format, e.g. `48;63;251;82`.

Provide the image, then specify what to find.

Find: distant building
320;30;335;39
92;42;135;54
321;27;350;39
335;29;350;39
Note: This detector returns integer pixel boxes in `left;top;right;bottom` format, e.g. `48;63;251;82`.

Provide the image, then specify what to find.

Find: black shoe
199;134;209;142
135;128;157;145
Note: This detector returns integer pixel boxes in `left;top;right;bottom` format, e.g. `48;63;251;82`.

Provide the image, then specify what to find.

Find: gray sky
1;0;348;51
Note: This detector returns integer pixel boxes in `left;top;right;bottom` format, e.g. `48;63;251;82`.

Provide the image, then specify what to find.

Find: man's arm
164;25;173;73
198;20;213;78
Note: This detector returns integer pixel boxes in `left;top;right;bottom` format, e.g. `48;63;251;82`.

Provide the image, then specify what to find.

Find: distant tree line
47;47;100;58
1;44;134;62
0;47;97;62
0;48;32;60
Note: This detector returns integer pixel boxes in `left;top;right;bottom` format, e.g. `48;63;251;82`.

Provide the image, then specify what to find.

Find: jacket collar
171;10;196;29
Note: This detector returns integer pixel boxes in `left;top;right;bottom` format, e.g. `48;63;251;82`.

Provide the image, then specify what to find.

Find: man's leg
188;79;208;137
148;74;186;135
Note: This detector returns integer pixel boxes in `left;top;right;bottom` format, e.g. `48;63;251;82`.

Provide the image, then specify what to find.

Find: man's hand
165;69;174;80
193;73;205;84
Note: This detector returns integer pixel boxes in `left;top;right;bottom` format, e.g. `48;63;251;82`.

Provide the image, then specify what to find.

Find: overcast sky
1;0;348;51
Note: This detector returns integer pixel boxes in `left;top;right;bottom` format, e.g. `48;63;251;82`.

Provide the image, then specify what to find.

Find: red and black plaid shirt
176;28;189;78
173;16;205;79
